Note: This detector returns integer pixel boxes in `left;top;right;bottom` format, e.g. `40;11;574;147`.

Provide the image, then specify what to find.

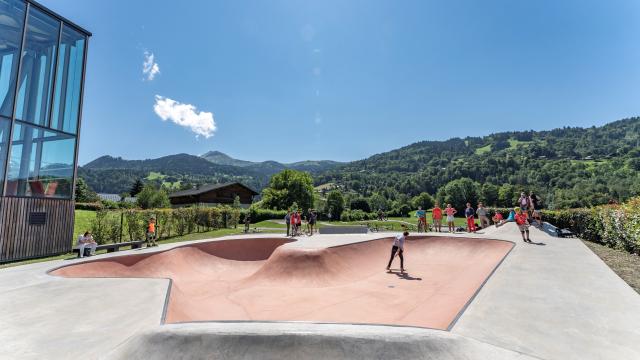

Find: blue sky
40;0;640;165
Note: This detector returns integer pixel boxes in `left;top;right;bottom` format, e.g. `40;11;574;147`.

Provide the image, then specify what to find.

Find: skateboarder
386;231;409;272
515;208;531;243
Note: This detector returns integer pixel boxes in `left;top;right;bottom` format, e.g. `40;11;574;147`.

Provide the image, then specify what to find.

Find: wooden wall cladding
0;197;74;263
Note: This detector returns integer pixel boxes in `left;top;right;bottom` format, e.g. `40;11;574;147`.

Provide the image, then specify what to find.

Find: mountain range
79;117;640;209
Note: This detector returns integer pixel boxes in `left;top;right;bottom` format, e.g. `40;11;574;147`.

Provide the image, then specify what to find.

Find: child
445;204;457;232
432;203;443;232
146;218;157;247
465;203;476;233
515;208;531;242
386;231;409;272
492;212;504;227
416;207;426;232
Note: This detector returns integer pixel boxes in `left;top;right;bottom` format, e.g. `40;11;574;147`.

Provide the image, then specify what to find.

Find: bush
75;202;103;211
244;207;287;223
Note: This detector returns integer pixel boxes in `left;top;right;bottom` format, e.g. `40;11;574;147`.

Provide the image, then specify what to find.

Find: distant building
168;182;258;208
97;193;136;203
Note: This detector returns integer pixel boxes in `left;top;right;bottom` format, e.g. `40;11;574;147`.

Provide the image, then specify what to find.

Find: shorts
517;224;530;232
446;215;455;222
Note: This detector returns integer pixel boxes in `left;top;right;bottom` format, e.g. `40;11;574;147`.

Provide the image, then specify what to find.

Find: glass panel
0;117;10;194
0;0;26;118
14;6;59;126
51;25;85;134
6;122;75;198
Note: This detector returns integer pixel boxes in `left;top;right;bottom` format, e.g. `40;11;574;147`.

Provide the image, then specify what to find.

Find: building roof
168;182;258;198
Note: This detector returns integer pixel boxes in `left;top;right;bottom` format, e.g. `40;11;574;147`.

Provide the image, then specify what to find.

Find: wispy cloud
142;51;160;81
153;95;216;138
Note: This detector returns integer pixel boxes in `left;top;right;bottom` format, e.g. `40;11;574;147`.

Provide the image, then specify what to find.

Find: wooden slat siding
0;197;74;263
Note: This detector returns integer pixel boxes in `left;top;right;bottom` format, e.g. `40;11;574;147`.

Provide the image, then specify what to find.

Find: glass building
0;0;90;262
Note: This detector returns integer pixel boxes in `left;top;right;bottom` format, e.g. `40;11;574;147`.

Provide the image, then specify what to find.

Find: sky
39;0;640;165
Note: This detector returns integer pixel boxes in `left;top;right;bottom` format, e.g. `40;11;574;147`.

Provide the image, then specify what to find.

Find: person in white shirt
386;231;408;272
77;231;97;258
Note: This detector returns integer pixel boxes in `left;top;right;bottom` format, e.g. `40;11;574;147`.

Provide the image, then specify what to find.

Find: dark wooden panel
0;197;75;263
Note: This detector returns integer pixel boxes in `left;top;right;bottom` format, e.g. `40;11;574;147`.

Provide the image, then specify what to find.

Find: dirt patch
583;240;640;294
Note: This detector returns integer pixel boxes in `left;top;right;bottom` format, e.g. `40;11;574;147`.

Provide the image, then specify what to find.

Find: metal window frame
1;0;91;201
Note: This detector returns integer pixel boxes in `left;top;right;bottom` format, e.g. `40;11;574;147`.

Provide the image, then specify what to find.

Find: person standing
465;203;476;233
308;209;317;236
146;218;157;247
244;214;251;233
529;192;542;226
295;210;302;236
386;231;409;272
416;207;426;232
515;208;531;242
518;192;530;216
477;202;489;229
432;203;443;232
445;204;457;232
284;210;291;237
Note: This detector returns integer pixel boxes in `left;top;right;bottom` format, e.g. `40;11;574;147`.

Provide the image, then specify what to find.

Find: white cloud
142;51;160;81
153;95;216;138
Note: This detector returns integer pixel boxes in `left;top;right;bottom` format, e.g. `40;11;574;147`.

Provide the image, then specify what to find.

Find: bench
72;240;145;257
319;225;368;235
556;228;575;238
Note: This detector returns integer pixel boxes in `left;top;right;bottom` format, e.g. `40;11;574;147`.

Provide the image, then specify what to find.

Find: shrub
75;202;103;211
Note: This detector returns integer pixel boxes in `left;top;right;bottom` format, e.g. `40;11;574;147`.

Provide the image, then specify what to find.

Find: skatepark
1;223;640;359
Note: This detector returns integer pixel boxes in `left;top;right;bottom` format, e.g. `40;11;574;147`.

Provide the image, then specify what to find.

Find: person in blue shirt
415;207;427;232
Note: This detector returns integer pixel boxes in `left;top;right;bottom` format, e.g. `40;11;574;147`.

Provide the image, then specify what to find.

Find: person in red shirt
515;208;531;242
432;203;443;232
492;212;504;227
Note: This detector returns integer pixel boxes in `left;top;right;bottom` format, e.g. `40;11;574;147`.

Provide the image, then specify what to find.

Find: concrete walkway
0;225;639;359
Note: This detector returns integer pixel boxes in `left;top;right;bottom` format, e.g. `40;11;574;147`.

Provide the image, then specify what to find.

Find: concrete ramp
106;322;537;360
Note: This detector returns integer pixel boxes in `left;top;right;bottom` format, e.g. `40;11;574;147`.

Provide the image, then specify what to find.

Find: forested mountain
316;117;640;209
79;117;640;209
201;151;343;174
80;154;267;194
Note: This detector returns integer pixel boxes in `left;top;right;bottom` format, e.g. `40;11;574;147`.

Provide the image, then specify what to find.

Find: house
97;193;137;203
168;182;258;208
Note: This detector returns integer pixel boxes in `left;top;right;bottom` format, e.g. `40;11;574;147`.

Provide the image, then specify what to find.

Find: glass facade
0;0;89;199
0;0;26;118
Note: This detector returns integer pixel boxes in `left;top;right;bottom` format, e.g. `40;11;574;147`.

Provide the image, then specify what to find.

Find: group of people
284;209;318;237
414;191;543;242
77;217;158;257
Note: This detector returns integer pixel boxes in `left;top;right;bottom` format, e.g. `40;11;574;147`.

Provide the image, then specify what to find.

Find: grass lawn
582;240;640;294
475;144;492;155
74;210;95;242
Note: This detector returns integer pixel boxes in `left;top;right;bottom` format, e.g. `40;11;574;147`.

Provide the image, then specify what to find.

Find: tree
412;192;435;210
350;197;371;212
75;177;99;202
130;179;144;197
233;195;241;209
261;169;315;211
136;185;170;209
326;190;345;220
480;183;499;206
437;178;479;210
368;193;389;211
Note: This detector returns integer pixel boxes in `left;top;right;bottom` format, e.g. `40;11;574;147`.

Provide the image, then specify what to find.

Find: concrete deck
0;224;639;359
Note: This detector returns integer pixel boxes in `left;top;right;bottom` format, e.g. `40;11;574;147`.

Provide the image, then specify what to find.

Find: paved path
0;226;639;359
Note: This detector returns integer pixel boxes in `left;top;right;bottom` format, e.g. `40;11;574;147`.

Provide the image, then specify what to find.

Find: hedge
88;206;241;245
489;198;640;255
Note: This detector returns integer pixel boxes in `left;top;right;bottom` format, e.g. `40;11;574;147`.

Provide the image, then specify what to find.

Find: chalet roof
168;182;258;198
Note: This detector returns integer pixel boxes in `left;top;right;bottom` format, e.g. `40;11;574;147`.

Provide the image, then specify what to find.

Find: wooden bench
72;240;145;257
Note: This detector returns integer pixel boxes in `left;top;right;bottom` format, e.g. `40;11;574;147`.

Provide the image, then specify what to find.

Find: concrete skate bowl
52;236;513;330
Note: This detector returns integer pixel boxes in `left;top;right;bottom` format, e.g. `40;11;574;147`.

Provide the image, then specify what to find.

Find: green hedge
88;206;241;244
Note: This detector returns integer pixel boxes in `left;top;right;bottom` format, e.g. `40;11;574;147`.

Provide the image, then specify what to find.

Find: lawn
475;144;492;155
74;210;95;242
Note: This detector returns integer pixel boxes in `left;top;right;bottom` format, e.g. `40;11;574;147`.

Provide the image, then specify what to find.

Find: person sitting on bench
78;231;97;258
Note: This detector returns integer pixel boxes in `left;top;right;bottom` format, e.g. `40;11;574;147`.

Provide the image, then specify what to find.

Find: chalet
168;182;258;208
